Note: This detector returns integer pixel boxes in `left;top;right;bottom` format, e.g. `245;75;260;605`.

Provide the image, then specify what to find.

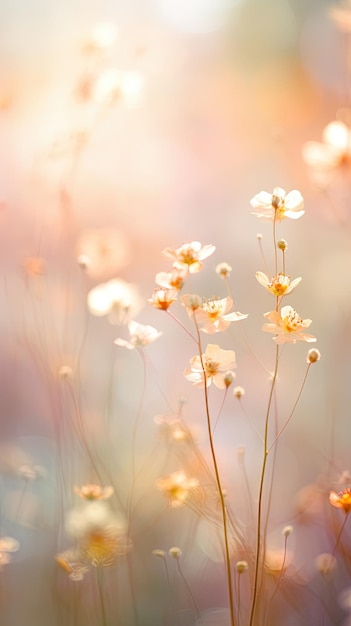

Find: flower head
329;488;351;514
192;296;248;334
250;187;304;222
155;268;187;291
74;484;114;500
255;272;302;297
162;241;215;273
184;344;236;389
216;263;232;279
114;320;162;350
156;470;199;508
76;228;130;279
148;288;177;311
302;121;351;172
87;278;143;325
262;305;316;344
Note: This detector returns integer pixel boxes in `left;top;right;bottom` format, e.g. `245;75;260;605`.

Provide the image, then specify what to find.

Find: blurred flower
0;536;20;571
302;121;351;171
315;553;337;576
155;268;187;291
92;69;144;107
233;386;245;398
236;560;248;573
215;263;232;279
154;415;190;443
17;464;46;480
74;484;114;500
115;320;162;350
250;187;304;222
329;488;351;513
55;549;89;581
82;22;118;54
264;549;291;577
148;288;177;310
255;272;302;297
156;470;199;508
192;296;247;334
262;306;316;344
329;2;351;33
169;546;182;558
184;344;236;389
87;278;143;325
180;293;202;314
23;257;46;277
76;229;130;279
162;241;215;273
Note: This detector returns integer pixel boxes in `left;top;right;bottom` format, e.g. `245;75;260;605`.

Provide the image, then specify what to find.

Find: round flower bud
307;349;321;364
152;549;166;558
282;525;293;537
223;371;235;388
233;386;245;399
256;233;263;240
277;239;288;251
236;560;248;574
169;547;182;559
215;263;232;279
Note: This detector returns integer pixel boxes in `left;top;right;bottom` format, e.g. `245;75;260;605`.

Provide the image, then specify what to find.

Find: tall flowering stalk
248;187;318;626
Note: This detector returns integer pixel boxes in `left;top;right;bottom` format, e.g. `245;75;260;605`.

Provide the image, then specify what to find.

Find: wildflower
0;536;20;571
169;546;182;558
282;525;293;537
17;464;46;480
192;296;248;334
184;344;236;389
215;263;232;279
23;257;46;277
315;553;337;576
114;320;162;349
262;305;316;344
233;386;245;398
223;371;234;388
302;121;351;171
236;560;248;573
76;228;130;279
255;272;301;297
155;268;187;291
250;186;304;222
156;470;199;508
307;349;321;364
162;241;215;273
87;278;143;325
92;69;144;108
74;484;114;500
329;488;351;514
55;549;89;581
180;293;202;315
148;288;178;311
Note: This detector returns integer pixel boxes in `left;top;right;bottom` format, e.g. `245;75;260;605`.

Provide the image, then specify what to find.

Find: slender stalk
193;315;236;626
96;567;107;626
249;344;280;626
332;513;349;556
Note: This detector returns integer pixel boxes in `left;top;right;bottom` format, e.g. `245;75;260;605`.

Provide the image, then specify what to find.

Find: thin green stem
193;315;236;626
249;344;280;626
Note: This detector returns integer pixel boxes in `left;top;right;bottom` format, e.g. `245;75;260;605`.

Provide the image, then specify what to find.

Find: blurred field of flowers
1;1;351;625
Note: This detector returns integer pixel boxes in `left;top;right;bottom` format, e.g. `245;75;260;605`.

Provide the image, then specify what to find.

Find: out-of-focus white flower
92;69;144;107
148;288;178;310
87;278;143;325
155;268;187;290
302;121;351;171
74;484;114;500
114;320;162;349
76;228;130;279
156;470;199;508
162;241;215;273
83;22;118;53
250;187;304;222
191;296;248;334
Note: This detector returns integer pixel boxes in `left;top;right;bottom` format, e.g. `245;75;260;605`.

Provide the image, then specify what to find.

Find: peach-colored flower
302;121;351;171
191;296;248;333
329;2;351;33
255;272;302;297
148;288;178;310
184;343;236;389
114;320;162;349
155;268;187;291
87;278;143;325
76;228;130;279
74;484;114;500
250;187;304;222
162;241;215;273
262;305;316;344
329;488;351;514
156;470;199;508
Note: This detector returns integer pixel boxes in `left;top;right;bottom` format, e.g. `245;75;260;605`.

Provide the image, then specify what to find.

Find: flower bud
277;239;288;251
307;349;321;364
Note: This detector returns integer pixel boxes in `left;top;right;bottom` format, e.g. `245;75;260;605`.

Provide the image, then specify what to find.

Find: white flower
250;187;304;222
87;278;143;325
162;241;215;273
262;305;316;344
255;272;302;297
114;320;162;349
184;344;236;389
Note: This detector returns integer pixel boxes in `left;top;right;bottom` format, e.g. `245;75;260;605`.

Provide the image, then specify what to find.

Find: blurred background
0;0;351;624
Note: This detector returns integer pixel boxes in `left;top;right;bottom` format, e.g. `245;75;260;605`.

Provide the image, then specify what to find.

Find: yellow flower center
281;310;301;333
204;359;219;376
